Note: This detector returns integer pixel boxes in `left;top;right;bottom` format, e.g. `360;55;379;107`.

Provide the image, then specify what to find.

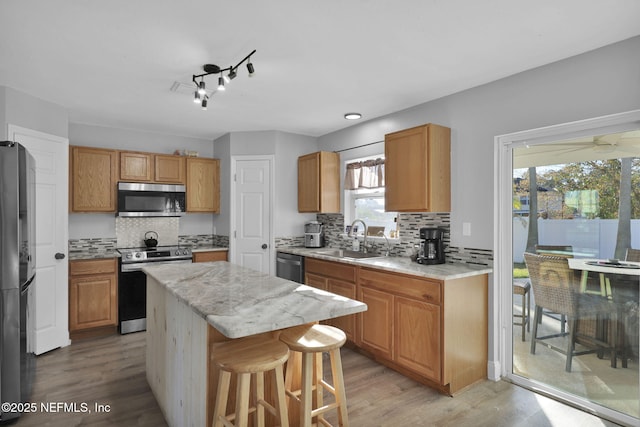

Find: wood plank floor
14;333;621;427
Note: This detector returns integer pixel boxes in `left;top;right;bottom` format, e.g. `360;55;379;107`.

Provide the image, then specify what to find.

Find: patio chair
524;252;618;372
533;245;573;332
626;248;640;262
607;248;640;367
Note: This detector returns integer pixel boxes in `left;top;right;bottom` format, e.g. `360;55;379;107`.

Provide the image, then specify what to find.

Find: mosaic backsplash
70;234;229;253
310;212;493;267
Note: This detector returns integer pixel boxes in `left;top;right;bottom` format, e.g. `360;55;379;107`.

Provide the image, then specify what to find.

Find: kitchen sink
314;249;383;259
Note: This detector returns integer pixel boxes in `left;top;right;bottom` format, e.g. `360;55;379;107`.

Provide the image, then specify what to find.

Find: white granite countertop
277;246;492;280
143;261;367;339
190;245;228;253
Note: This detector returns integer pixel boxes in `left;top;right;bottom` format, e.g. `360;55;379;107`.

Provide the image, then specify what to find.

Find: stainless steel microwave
117;182;186;217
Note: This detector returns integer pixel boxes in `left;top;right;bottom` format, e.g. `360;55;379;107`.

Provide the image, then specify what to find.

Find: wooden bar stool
211;335;290;427
280;324;349;427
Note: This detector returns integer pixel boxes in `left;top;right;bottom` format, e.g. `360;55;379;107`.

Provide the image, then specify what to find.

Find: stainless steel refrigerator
0;141;36;422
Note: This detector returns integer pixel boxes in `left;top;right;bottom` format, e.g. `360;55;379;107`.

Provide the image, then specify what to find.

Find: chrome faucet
349;219;368;253
378;231;391;256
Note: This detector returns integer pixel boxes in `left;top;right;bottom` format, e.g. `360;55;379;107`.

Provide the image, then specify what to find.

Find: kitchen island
143;261;367;427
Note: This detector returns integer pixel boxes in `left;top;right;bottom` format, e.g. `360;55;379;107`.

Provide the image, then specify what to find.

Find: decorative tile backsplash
115;217;180;248
179;234;229;247
298;212;493;267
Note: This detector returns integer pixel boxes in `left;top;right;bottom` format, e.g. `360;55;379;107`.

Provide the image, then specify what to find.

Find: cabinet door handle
55;252;66;260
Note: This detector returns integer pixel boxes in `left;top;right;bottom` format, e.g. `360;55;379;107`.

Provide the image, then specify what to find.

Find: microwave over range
117;182;186;217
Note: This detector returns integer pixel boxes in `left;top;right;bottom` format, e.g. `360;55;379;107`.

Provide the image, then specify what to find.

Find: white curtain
344;158;385;190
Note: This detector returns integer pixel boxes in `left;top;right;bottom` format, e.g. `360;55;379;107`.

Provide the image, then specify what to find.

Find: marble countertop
277;246;492;280
143;261;368;339
191;245;228;253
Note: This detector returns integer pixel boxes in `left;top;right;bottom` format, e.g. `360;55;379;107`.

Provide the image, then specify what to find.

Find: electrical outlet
463;222;471;236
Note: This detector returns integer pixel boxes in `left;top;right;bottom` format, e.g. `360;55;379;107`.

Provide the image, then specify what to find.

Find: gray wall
1;86;68;139
213;130;318;238
68;123;215;239
318;35;640;251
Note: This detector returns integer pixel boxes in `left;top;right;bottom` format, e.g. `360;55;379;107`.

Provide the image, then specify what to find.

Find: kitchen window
344;156;397;238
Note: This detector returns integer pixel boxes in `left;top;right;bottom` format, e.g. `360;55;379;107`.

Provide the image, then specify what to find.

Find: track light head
228;68;237;80
217;76;226;91
197;80;206;95
247;60;254;76
201;96;208;110
194;91;201;103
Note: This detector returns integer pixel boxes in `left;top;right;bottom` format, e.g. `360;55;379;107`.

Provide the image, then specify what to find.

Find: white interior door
9;125;70;355
232;156;273;274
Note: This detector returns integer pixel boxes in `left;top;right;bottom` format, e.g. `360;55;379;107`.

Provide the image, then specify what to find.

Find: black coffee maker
416;227;445;265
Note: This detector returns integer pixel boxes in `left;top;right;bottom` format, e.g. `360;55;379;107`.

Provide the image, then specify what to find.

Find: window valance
344;158;385;190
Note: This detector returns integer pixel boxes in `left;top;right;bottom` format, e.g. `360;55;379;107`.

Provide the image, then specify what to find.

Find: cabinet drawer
69;258;117;276
305;258;356;283
359;267;441;305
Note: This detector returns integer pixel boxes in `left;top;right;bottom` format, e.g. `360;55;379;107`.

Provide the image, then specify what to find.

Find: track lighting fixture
191;49;256;109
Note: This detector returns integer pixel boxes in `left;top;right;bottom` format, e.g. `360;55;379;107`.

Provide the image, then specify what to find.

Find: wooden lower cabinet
304;258;357;342
69;259;118;337
358;266;487;395
192;250;228;263
394;296;441;382
359;286;393;359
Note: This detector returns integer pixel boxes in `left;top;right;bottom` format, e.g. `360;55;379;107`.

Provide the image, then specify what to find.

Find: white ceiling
1;1;639;141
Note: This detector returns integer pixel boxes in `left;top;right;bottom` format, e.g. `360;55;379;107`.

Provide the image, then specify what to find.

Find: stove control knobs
182;249;189;255
135;253;141;259
125;253;132;259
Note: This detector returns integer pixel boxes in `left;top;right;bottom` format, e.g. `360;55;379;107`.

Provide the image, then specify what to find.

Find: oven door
118;259;192;334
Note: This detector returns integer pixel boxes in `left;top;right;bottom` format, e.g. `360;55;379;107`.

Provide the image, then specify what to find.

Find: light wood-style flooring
15;333;621;427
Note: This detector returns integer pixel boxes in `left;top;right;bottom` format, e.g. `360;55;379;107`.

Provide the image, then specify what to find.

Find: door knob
261;244;268;249
55;252;66;260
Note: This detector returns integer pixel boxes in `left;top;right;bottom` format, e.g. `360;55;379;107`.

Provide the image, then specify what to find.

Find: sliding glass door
496;111;640;426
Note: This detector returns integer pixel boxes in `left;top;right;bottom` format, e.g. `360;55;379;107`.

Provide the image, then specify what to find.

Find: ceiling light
191;49;256;109
344;113;362;120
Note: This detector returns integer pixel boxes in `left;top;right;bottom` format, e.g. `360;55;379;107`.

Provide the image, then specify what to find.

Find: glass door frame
493;109;640;426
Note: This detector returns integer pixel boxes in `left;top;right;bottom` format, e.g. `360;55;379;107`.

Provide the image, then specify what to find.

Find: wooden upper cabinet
155;154;186;184
186;157;220;213
119;151;186;184
384;123;451;212
70;146;118;212
120;151;153;182
298;151;340;213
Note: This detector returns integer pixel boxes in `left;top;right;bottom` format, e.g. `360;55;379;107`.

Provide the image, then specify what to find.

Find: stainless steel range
117;245;192;334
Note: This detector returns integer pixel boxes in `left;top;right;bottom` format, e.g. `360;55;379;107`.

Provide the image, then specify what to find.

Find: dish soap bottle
352;237;360;252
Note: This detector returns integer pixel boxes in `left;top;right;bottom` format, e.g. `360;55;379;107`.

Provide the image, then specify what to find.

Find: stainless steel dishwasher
276;252;305;283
